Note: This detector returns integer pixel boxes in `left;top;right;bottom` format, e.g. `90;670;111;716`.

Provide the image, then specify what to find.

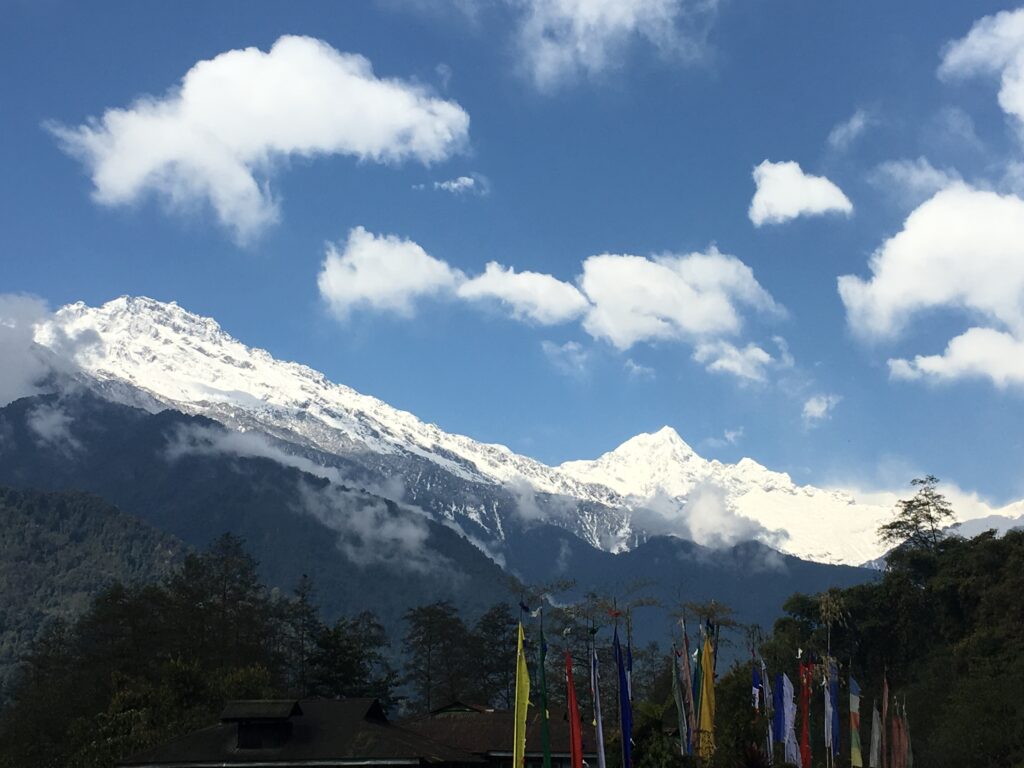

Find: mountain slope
0;486;184;701
30;296;1020;565
0;393;875;654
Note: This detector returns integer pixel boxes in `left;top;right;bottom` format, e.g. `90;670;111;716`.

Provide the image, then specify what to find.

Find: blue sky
3;0;1023;502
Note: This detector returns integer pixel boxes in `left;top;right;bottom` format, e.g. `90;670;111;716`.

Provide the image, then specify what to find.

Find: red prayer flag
881;675;889;768
566;651;584;768
799;662;812;768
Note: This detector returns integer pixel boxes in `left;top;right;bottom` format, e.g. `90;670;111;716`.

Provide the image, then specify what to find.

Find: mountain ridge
30;296;1024;565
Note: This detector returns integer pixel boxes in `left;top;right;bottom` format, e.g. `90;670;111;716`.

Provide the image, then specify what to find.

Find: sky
2;0;1023;504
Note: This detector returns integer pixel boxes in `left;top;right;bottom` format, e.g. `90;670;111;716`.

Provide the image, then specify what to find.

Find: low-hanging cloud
26;402;82;455
0;295;53;406
49;35;470;243
631;481;782;550
165;423;441;571
0;294;98;407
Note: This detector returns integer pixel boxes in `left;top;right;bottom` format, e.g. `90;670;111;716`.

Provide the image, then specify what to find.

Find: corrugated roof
119;699;483;766
220;700;303;722
401;706;598;758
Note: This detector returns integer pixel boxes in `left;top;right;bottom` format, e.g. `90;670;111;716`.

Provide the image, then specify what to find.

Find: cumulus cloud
839;184;1024;387
515;0;719;91
26;402;82;455
869;157;962;205
839;185;1024;339
940;9;1024;132
827;108;873;151
888;327;1024;388
579;247;780;349
49;35;470;243
318;226;463;319
318;229;783;382
693;340;774;382
541;340;591;378
458;262;589;324
802;394;841;426
748;160;853;227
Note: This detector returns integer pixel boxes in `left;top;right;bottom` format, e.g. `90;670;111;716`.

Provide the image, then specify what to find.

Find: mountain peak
612;425;696;458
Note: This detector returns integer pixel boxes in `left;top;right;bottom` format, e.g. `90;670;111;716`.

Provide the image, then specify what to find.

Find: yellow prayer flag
513;622;531;768
697;636;716;759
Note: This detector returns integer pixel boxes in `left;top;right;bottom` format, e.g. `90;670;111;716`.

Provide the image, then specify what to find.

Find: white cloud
515;0;718;91
839;184;1024;388
839;184;1024;339
27;402;82;455
624;358;656;380
541;340;591;378
579;247;780;349
50;35;470;243
749;160;853;226
693;340;774;382
703;426;743;449
802;394;841;426
457;262;589;324
318;231;783;383
433;173;490;195
827;108;873;151
0;295;53;406
939;9;1024;131
889;327;1024;388
631;481;776;549
869;157;962;205
318;226;463;318
166;423;440;570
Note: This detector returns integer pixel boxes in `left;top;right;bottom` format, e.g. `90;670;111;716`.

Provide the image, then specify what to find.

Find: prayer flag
565;652;583;768
614;628;633;768
590;647;607;768
799;661;813;768
869;700;881;768
697;634;716;759
783;673;800;766
513;623;530;768
679;622;697;755
850;677;863;768
671;645;688;756
537;616;551;768
881;675;889;768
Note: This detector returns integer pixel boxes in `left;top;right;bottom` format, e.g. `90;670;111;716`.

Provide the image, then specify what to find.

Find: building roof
401;703;598;758
220;700;304;722
119;698;483;767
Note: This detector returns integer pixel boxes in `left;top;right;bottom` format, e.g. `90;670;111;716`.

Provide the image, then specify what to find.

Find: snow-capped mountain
30;297;1020;566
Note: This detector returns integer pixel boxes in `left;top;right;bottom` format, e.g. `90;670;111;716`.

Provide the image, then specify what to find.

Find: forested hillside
704;528;1024;767
0;487;183;702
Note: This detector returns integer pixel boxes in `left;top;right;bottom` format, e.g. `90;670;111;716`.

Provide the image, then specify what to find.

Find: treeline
7;482;1023;768
708;528;1024;767
0;533;666;768
0;487;184;702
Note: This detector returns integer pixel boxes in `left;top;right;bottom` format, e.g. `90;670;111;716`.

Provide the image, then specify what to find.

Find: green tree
878;475;955;553
310;611;395;703
471;602;517;707
402;601;471;711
